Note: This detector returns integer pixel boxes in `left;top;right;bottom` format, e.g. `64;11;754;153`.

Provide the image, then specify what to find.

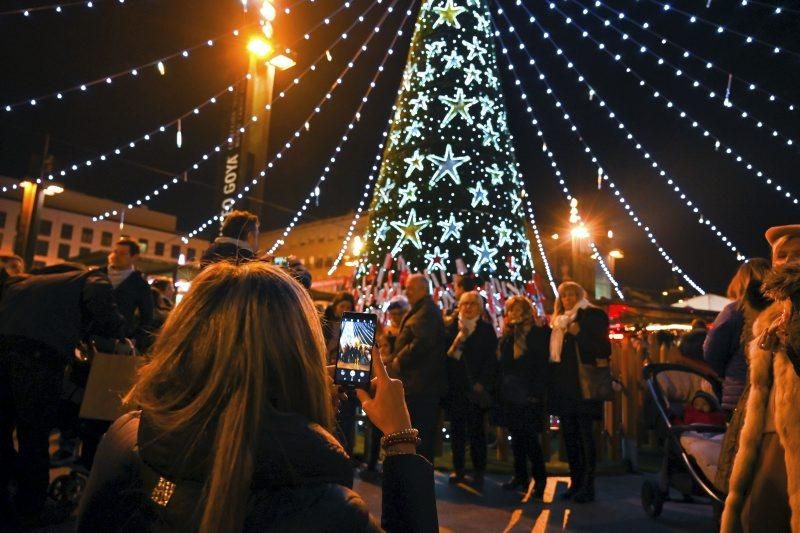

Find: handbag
576;344;614;401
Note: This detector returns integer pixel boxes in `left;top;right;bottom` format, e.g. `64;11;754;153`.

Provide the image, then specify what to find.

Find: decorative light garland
531;0;800;209
738;0;800;16
92;0;392;222
531;1;798;152
1;0;128;17
494;11;706;295
498;4;745;261
268;1;415;255
566;0;798;113
3;27;247;113
182;0;404;242
639;0;800;59
522;199;558;297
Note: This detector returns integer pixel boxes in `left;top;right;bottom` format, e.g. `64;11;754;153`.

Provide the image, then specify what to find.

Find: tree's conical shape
360;0;533;287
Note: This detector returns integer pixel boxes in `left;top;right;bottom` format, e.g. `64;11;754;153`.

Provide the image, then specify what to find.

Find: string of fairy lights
1;0;130;17
3;27;249;113
567;0;798;112
498;3;745;261
182;0;406;241
93;0;395;222
523;198;559;297
267;2;415;255
493;9;706;295
532;0;800;209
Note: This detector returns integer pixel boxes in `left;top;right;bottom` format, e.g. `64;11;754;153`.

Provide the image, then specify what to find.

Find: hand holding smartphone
334;312;377;390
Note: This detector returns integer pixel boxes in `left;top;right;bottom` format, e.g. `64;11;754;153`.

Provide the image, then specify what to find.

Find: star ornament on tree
506;255;522;281
398;182;419;207
486;163;504;185
374;220;390;243
432;0;467;29
438;213;464;243
390;209;431;254
378;179;395;205
494;220;514;247
404;120;423;143
417;64;436;85
463;36;488;65
468;181;490;207
442;49;464;72
439;87;477;127
409;94;430;116
478;120;500;149
470;237;499;273
425;246;450;272
463;63;482;86
427;144;471;187
404;149;426;177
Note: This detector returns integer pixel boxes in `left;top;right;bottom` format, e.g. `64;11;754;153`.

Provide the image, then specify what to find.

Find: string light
94;0;398;223
2;27;246;113
0;0;120;17
639;0;800;59
523;199;558;297
183;0;405;241
494;9;706;294
501;4;745;260
566;0;798;113
269;2;414;255
536;1;798;152
533;0;800;208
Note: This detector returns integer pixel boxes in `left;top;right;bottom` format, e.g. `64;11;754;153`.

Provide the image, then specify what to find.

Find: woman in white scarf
549;281;611;503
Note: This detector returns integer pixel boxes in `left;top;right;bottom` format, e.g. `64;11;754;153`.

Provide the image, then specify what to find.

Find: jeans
406;395;439;462
0;348;65;515
449;399;487;473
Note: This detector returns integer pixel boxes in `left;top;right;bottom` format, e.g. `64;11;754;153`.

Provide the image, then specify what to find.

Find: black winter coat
391;295;447;397
0;268;125;360
548;306;611;417
199;239;256;269
99;267;154;350
444;318;498;397
498;324;550;406
76;411;438;532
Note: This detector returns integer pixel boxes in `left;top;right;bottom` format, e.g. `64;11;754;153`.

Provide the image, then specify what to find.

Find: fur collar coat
722;298;800;532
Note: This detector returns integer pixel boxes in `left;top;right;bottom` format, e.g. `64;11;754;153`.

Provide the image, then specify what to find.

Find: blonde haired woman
549;281;610;503
76;262;437;532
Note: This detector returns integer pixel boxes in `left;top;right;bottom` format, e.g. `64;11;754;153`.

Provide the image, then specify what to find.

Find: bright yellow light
607;230;614;239
20;180;32;188
571;226;589;239
352;235;364;256
44;185;64;196
269;54;296;70
260;2;276;21
609;249;624;259
247;36;274;58
662;291;669;296
551;233;560;240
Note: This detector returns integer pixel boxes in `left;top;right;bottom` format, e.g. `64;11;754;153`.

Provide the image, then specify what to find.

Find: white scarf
448;315;479;360
549;299;590;363
107;267;134;289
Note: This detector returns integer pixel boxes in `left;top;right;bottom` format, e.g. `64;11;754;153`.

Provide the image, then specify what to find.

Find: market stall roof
671;294;731;313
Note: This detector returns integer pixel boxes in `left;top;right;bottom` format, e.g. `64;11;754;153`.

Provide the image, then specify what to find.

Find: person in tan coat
722;225;800;533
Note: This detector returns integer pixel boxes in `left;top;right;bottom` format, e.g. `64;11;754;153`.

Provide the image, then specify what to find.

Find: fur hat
765;225;800;247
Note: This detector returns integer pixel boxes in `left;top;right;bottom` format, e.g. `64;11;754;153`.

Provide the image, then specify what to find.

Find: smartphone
334;312;377;389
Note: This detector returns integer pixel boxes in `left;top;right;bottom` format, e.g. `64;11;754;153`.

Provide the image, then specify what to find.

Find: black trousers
505;403;546;485
448;399;487;473
0;348;65;516
406;395;439;462
561;413;596;492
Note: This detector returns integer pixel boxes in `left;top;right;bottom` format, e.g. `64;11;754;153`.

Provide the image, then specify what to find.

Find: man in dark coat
444;291;497;486
200;210;259;268
389;274;447;462
98;239;153;352
0;264;124;524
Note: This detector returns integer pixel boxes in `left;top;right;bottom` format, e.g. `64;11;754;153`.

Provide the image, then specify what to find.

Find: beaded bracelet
380;428;420;450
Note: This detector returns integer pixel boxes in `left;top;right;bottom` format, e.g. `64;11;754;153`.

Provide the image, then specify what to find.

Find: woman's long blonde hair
553;281;587;317
126;261;333;532
726;258;770;301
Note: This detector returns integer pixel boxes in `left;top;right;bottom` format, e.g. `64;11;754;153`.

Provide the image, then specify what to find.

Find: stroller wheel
48;471;87;507
641;479;664;518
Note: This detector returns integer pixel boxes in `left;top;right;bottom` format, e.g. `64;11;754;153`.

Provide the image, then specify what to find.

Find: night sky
1;0;798;294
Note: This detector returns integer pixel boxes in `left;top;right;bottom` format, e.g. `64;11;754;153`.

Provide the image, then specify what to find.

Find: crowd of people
1;208;799;532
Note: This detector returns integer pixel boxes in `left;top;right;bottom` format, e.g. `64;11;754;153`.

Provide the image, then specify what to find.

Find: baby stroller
641;363;726;518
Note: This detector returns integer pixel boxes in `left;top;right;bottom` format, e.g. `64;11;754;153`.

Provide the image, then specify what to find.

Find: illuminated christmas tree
359;0;533;298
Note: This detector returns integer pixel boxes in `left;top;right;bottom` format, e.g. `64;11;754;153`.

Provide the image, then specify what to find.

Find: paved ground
354;471;717;532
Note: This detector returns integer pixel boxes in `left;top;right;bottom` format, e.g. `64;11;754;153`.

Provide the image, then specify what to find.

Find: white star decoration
433;0;467;29
507;255;522;281
473;11;490;32
470;237;499;272
494;221;513;247
478;95;495;118
468;181;489;207
439;88;477;127
398;182;419;207
509;190;524;214
417;64;436;85
425;40;446;57
404;120;423;143
478;120;500;149
375;220;389;243
463;36;488;65
427;144;471;187
390;209;430;254
463;63;482;85
486;163;504;185
409;94;430;116
425;246;450;272
378;179;395;205
404;149;425;177
442;50;464;71
486;70;499;88
438;213;464;243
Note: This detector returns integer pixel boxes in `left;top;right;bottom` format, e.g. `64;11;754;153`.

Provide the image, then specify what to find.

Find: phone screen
334;312;377;389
